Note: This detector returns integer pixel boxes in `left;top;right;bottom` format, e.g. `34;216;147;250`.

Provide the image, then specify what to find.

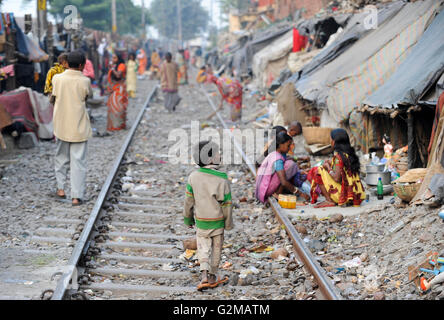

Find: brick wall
293;0;331;18
274;0;331;20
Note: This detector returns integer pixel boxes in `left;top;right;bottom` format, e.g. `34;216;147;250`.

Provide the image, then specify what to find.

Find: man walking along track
52;51;93;206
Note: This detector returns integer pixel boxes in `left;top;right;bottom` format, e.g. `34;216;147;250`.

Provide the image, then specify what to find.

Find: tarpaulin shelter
289;1;404;84
231;24;293;77
349;5;444;157
362;9;444;111
291;0;440;125
321;0;442;123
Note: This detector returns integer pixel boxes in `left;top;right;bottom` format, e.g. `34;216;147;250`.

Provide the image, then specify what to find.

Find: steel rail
201;87;341;300
52;85;159;300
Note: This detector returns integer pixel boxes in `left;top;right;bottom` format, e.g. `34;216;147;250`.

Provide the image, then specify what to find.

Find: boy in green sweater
184;141;233;291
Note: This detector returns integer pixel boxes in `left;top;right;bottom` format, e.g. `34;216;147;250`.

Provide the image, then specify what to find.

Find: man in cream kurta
52;51;93;205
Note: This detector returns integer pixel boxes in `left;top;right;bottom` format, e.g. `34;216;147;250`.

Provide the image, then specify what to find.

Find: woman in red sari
209;75;243;122
107;53;128;131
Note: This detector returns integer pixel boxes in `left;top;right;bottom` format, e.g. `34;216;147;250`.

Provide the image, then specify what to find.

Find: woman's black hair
331;128;360;175
114;53;124;70
110;53;125;81
272;126;287;136
276;132;293;148
263;126;289;158
128;52;136;60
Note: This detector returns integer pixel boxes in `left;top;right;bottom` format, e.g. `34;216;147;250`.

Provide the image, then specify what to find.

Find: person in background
137;47;147;78
82;52;95;81
184;141;233;291
107;53;128;131
287;121;310;162
256;126;287;169
150;49;161;77
44;53;68;97
184;48;190;65
126;52;138;99
196;66;207;84
176;49;188;85
256;132;310;204
52;51;93;206
309;128;365;208
208;74;243;123
160;52;181;112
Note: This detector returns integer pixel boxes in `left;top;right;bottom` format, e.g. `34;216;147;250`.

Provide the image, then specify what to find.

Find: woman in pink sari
256;132;310;203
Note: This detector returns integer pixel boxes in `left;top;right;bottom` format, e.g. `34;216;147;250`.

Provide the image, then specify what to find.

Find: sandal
209;276;229;289
72;198;84;207
314;201;336;209
197;281;211;291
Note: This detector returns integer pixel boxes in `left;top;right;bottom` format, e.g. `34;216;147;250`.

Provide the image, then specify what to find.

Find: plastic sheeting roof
363;8;444;109
290;1;404;83
293;0;443;122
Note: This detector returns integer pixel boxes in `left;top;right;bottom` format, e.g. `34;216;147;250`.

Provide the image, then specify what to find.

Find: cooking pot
366;164;385;174
366;171;391;186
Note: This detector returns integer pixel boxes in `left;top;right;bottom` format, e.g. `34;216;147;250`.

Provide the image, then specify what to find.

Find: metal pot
366;171;391;186
366;164;385;173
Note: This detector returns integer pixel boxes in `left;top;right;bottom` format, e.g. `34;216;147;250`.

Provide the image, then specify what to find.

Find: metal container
366;164;385;173
366;171;391;186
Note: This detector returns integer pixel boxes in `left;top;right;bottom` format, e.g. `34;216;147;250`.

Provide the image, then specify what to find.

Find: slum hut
274;1;404;127
360;7;444;169
280;0;441;151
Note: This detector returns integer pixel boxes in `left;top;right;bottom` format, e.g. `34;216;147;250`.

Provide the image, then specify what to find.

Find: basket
392;182;421;203
303;127;333;146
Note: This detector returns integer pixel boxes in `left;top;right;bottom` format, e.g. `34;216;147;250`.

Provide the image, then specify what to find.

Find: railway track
47;82;341;300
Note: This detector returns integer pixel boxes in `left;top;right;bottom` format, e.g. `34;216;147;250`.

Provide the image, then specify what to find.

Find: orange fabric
137;49;147;75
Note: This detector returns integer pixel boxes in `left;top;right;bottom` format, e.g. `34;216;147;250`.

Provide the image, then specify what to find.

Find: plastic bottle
377;177;384;200
439;210;444;221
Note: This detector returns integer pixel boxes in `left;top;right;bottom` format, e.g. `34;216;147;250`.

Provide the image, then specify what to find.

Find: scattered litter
122;183;134;192
162;263;174;271
179;249;196;261
222;261;233;269
342;257;362;268
133;184;149;191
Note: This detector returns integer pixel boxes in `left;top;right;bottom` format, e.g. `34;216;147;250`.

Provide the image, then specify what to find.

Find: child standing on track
184;141;234;291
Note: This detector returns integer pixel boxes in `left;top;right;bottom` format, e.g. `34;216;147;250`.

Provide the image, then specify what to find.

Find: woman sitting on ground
255;132;310;204
309;128;365;208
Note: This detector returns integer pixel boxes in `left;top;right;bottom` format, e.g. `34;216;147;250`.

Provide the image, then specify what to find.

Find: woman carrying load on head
255;132;310;204
309;128;366;208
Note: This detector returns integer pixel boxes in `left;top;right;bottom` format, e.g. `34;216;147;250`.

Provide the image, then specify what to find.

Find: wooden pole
141;0;146;40
5;28;16;91
407;110;416;169
112;0;117;39
177;0;182;46
36;0;41;41
47;22;54;67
